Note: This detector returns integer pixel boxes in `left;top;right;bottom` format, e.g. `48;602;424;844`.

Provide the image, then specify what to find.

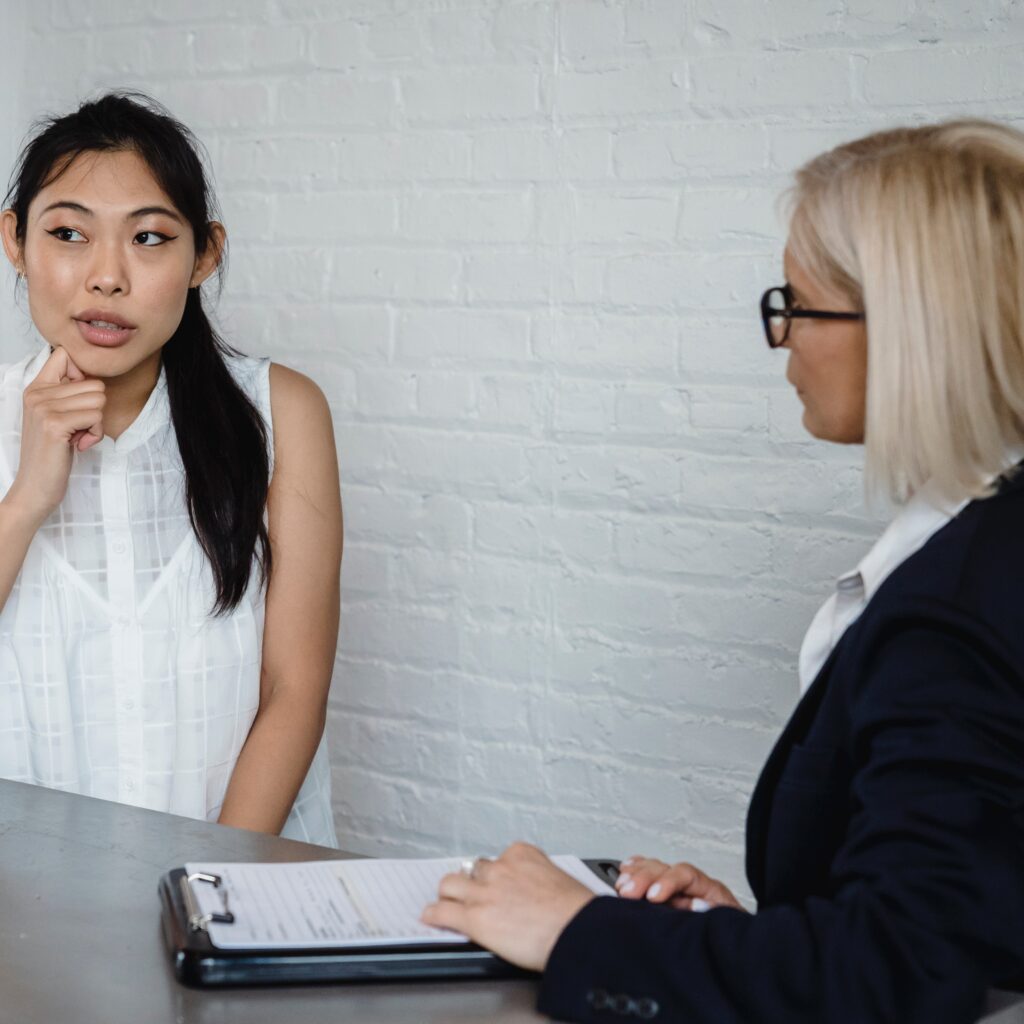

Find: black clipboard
159;859;621;987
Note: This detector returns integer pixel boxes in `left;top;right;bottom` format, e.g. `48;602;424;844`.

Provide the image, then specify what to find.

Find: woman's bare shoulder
268;362;332;431
266;362;336;478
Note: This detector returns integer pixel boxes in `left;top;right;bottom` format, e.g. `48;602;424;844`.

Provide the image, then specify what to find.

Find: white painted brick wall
0;0;28;353
6;0;1024;898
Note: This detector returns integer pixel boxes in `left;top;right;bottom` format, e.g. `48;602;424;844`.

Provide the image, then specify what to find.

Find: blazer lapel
745;647;838;901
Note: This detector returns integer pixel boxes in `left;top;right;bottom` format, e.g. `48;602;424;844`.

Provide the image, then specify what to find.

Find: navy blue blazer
538;468;1024;1023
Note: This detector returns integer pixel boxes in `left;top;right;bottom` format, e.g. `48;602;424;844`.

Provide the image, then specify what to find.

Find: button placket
101;451;144;805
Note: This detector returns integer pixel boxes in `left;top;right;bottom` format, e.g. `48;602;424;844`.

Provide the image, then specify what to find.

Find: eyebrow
38;200;184;224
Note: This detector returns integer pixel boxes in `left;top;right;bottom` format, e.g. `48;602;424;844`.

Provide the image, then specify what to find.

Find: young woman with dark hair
0;92;341;846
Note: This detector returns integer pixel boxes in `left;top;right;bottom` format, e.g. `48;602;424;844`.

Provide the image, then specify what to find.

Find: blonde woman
424;121;1024;1022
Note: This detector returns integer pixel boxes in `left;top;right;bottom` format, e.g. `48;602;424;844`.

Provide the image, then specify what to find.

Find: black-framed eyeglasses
760;285;865;348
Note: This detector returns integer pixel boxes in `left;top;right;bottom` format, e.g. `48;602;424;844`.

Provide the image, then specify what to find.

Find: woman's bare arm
217;363;342;834
0;499;47;615
216;364;344;835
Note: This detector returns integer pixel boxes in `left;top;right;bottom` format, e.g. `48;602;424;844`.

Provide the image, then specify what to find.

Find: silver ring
460;856;494;880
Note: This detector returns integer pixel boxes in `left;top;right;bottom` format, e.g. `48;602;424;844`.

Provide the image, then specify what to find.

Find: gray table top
0;778;1020;1024
0;779;542;1024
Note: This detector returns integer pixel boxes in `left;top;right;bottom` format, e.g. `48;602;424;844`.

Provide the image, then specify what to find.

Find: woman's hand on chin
421;842;596;972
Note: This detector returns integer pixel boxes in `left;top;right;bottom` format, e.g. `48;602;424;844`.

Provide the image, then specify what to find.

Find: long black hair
4;92;271;615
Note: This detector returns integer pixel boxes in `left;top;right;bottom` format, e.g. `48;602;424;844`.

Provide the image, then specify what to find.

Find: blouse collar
833;443;1024;609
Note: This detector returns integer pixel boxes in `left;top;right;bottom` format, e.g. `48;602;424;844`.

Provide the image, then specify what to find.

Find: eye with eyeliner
134;230;177;246
43;226;177;246
46;226;86;243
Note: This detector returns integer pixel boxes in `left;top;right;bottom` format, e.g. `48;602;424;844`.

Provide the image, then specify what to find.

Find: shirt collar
838;445;1024;602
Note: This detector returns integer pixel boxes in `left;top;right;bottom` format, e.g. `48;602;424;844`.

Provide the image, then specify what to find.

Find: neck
99;348;162;440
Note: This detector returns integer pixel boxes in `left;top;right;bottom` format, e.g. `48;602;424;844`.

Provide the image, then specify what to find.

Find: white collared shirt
798;479;974;694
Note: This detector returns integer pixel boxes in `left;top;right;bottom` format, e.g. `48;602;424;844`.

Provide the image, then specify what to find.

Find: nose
85;239;129;297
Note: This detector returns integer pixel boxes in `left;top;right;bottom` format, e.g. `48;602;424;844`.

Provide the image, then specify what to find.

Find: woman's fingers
421;843;596;972
63;349;85;381
30;346;71;387
75;428;102;452
615;856;669;898
421;897;472;935
644;862;704;902
644;863;743;909
36;390;106;413
28;345;83;388
46;409;103;443
614;858;744;909
32;385;106;450
41;379;105;398
436;871;475;902
8;348;105;524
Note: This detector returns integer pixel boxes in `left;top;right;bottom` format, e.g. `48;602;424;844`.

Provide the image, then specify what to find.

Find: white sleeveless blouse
0;341;337;847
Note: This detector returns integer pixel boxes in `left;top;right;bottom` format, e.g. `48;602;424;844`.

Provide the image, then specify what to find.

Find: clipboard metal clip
180;871;235;932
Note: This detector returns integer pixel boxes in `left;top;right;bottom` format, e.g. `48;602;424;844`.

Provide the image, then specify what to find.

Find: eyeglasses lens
765;288;790;347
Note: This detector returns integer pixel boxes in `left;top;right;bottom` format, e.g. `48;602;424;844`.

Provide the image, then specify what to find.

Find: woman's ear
0;209;24;277
190;221;226;289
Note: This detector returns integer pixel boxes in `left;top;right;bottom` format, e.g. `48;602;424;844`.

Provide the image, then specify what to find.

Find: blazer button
635;997;659;1019
611;994;633;1014
587;988;611;1010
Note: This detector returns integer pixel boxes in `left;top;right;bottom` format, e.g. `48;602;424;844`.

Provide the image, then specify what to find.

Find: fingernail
615;872;632;890
648;883;662;900
620;879;635;894
620;856;637;867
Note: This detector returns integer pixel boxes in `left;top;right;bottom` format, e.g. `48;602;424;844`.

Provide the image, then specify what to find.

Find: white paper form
184;855;615;951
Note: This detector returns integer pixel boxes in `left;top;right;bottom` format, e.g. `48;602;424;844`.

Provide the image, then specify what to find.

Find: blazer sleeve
537;622;1024;1024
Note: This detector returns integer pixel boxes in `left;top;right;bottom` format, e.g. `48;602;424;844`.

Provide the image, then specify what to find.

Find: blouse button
112;539;127;555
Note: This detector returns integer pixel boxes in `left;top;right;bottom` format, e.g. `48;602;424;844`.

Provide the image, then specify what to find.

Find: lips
73;308;138;348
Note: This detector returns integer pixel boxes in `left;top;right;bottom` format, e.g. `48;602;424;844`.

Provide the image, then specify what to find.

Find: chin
64;342;132;376
802;409;864;445
801;408;826;441
802;408;839;443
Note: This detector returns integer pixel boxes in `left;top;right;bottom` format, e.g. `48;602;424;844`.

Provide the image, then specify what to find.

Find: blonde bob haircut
786;119;1024;505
